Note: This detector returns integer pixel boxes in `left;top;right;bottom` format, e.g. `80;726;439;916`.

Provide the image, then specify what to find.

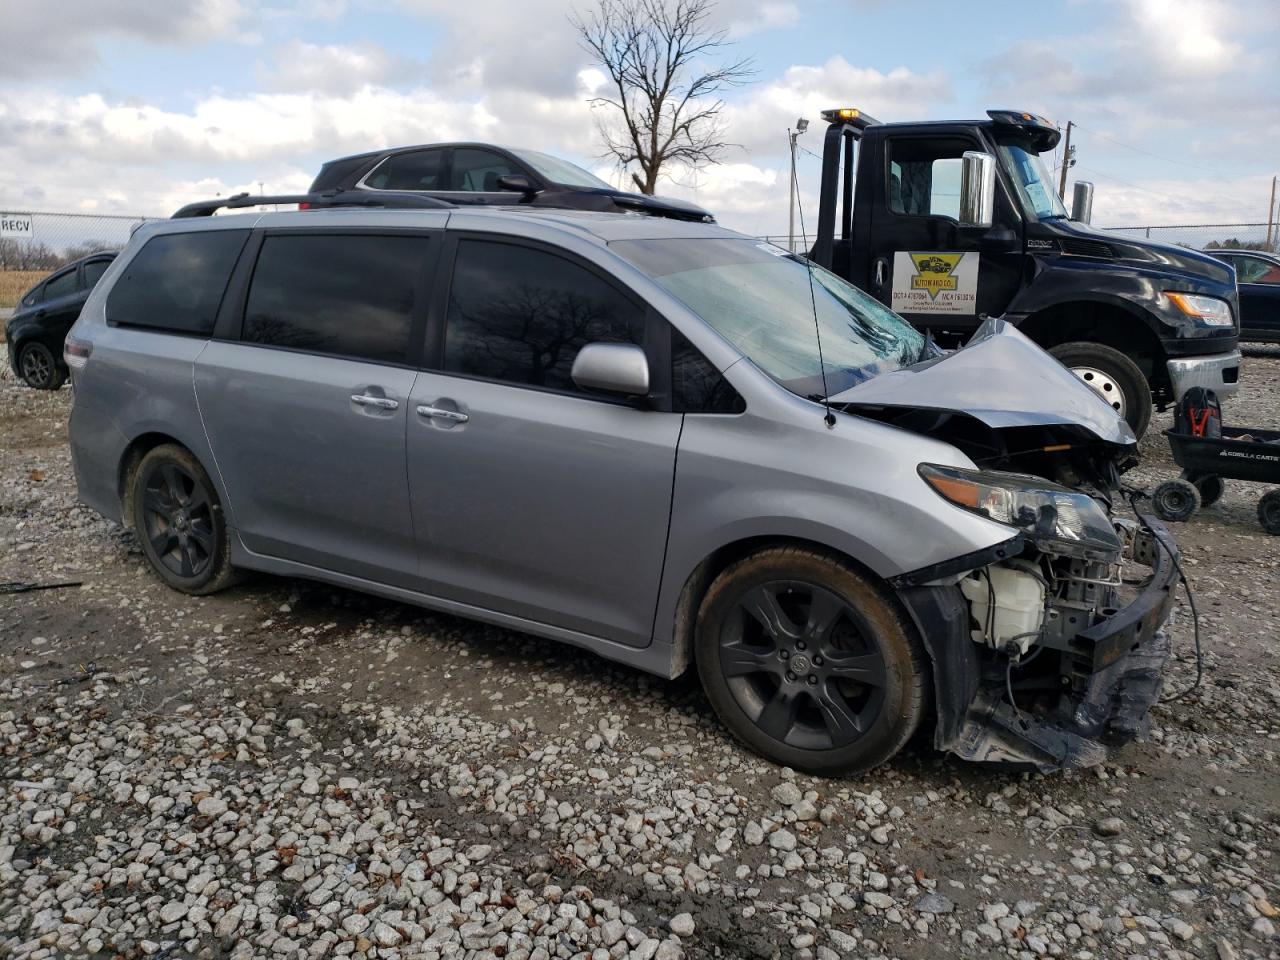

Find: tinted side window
43;269;79;301
672;328;744;413
444;240;644;392
1237;256;1280;284
82;259;112;289
450;148;521;191
107;231;247;335
243;234;429;365
366;150;445;190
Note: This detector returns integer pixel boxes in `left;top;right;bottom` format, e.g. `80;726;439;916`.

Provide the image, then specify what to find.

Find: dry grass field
0;270;47;308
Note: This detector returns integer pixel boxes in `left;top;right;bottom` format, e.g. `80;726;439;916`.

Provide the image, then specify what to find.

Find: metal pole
788;129;798;253
1267;175;1277;251
1057;121;1074;200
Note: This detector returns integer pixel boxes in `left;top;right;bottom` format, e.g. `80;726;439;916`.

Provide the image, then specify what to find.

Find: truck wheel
1048;342;1152;439
1181;471;1225;508
1152;479;1200;522
695;546;929;776
1259;491;1280;535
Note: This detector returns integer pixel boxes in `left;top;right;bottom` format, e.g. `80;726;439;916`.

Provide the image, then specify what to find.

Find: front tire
130;444;237;595
18;342;66;390
695;546;929;776
1049;342;1152;439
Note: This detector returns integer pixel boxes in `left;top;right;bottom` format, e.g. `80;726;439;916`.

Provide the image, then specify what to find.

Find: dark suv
309;142;715;222
5;251;117;389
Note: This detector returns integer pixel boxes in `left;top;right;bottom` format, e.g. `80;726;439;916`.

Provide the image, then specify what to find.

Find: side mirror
1071;181;1095;224
571;343;650;397
959;151;996;228
497;174;540;198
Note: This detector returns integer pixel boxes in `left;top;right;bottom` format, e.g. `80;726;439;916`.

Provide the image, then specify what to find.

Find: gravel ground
2;344;1278;960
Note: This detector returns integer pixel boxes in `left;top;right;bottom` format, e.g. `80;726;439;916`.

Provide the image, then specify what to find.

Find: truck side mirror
1071;181;1095;224
959;151;996;228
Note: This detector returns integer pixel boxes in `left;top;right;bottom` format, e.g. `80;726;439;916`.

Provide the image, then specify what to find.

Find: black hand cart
1151;425;1280;534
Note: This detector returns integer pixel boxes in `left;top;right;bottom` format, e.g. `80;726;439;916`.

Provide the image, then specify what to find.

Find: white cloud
722;56;950;156
0;0;250;79
728;2;800;39
257;41;423;95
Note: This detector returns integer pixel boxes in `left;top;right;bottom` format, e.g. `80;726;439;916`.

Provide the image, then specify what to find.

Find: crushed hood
831;318;1136;446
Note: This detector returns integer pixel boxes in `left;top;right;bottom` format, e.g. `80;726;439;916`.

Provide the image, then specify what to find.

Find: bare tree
572;0;754;195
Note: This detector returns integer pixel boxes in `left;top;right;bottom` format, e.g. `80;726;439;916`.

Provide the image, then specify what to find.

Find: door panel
407;373;681;647
1238;282;1280;339
196;344;420;585
867;134;1023;335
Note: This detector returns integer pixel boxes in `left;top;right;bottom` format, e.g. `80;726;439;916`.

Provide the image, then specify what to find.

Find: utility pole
1057;121;1075;200
1267;174;1277;251
788;118;808;253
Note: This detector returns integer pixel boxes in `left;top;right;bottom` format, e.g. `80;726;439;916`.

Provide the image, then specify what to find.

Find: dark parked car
1203;249;1280;342
308;142;715;222
5;251;117;389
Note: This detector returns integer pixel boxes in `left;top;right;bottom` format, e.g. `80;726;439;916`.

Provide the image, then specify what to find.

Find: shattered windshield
996;138;1069;220
613;238;925;398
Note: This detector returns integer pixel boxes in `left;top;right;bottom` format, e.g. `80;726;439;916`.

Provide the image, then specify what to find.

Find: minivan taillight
64;337;92;369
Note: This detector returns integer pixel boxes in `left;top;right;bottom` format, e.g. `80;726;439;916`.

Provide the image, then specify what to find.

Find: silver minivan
65;205;1180;775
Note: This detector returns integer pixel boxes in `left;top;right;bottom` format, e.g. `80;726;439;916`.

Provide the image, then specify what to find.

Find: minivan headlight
919;464;1121;557
1165;292;1233;326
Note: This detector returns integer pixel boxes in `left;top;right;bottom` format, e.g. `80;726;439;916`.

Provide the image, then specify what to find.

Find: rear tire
1049;342;1152;439
1152;479;1200;522
18;342;66;390
694;546;929;776
1181;471;1225;508
130;444;238;595
1259;491;1280;536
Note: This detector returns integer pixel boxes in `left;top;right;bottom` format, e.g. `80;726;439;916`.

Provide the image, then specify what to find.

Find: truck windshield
996;139;1069;220
612;238;925;397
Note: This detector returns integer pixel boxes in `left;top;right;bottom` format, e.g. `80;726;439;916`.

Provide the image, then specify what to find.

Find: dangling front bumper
896;515;1180;771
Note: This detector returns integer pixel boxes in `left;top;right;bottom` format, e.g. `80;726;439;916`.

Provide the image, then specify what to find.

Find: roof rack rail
171;190;455;219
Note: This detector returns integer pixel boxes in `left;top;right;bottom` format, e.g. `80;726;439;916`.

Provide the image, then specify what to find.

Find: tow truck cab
811;108;1241;438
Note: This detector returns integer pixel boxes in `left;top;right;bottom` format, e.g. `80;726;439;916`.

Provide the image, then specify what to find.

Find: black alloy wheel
696;547;929;776
130;445;237;594
718;581;887;751
141;463;216;579
18;342;66;390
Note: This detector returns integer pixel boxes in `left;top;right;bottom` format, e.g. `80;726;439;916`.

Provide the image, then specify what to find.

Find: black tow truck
810;107;1242;438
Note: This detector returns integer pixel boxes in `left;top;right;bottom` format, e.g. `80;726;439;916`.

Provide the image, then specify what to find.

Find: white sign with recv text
0;214;34;239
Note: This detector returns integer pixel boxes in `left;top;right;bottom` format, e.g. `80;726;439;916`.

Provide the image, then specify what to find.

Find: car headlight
1165;292;1233;326
919;464;1121;558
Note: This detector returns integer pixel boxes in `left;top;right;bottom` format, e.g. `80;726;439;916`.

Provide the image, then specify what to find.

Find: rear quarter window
107;230;248;335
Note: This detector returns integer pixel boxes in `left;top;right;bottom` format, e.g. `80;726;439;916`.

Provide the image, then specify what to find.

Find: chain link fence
1104;222;1276;252
1;210;152;307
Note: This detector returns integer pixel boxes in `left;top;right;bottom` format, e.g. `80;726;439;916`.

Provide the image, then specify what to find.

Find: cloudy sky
0;0;1276;235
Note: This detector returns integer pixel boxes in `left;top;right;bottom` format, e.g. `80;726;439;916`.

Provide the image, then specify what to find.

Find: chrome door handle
874;259;886;288
416;404;469;424
351;394;399;410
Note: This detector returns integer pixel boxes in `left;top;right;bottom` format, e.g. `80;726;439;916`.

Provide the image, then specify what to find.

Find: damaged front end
827;319;1180;770
892;499;1179;772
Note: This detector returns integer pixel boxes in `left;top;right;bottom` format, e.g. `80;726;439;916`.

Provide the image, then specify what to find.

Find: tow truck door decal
891;251;979;315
